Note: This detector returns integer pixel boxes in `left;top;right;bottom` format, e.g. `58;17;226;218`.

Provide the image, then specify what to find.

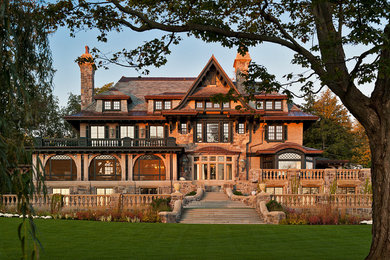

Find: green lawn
0;218;371;260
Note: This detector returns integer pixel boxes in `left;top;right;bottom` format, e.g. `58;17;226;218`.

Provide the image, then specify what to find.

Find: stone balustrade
270;194;372;209
0;194;170;210
299;169;324;180
262;169;288;180
336;169;360;180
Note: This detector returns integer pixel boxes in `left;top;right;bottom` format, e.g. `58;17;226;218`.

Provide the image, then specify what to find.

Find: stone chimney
233;50;251;90
78;46;95;110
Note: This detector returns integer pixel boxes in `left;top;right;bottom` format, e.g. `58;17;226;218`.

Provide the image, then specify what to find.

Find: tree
49;1;390;258
61;93;81;137
352;121;372;168
1;0;54;258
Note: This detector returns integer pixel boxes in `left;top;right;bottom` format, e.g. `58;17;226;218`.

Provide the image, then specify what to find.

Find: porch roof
256;142;323;155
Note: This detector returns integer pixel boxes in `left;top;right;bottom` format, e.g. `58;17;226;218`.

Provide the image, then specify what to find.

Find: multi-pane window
266;187;283;195
267;125;285;141
275;101;282;110
223;102;230;109
91;126;105;139
150;126;164;138
206;102;213;108
266;101;273;110
155;101;163;110
96;188;114;195
223;123;229;142
302;187;319;194
164;101;172;110
180;123;188;134
104;101;111;110
193;155;233;180
196;101;203;108
103;100;121;111
256;101;264;109
196;123;203;142
214;103;220;108
238;123;245;134
120;126;134;138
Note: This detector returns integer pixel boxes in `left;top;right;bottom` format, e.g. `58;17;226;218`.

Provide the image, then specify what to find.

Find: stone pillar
128;155;133;181
75;154;82;181
78;46;95;110
32;154;38;182
166;154;171;181
120;154;126;181
324;169;337;194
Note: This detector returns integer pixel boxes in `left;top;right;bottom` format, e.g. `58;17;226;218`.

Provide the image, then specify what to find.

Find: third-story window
223;102;230;109
155;101;162;110
206;102;213;108
256;101;264;109
213;103;220;108
265;101;273;110
164;101;172;110
275;101;282;110
180;123;187;134
113;101;121;110
196;101;203;108
238;123;245;134
104;101;111;110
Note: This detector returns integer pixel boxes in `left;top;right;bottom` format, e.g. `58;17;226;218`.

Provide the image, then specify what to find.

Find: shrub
233;190;243;196
266;200;283;212
50;194;64;214
185;191;197;196
150;198;171;212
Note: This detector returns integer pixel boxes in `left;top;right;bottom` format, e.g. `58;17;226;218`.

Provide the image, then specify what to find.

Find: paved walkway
180;192;264;224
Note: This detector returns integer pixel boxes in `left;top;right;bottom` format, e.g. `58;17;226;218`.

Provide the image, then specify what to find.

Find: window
91;126;105;139
52;188;70;195
120;126;134;138
45;155;76;181
302;187;319;194
278;152;302;169
104;101;111;110
193;155;233;180
206;123;219;142
164;101;172;110
338;187;356;194
89;155;121;181
265;187;283;195
256;101;264;109
238;123;245;134
223;102;230;109
214;103;220;108
96;188;114;195
196;122;231;143
266;101;273;110
267;125;285;141
103;100;121;111
150;126;164;138
205;100;222;109
133;155;165;181
196;101;203;108
155;101;162;110
206;102;213;108
275;101;282;110
180;123;188;134
196;123;203;142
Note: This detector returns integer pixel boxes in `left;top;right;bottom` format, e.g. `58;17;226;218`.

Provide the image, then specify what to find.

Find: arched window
45;155;76;181
89;155;121;181
133;155;166;181
278;152;302;169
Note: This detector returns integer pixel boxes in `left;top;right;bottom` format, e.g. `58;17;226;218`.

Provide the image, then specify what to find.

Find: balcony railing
261;169;362;181
34;137;177;148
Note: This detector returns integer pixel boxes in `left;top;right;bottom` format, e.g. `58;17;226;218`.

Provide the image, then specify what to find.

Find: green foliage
363;178;372;195
290;175;299;194
150;198;171;212
232;190;243;196
185;191;197;196
95;82;114;95
266;200;283;212
330;180;338;195
50;194;64;214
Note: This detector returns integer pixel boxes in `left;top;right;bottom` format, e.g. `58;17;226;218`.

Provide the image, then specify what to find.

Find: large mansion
32;47;335;196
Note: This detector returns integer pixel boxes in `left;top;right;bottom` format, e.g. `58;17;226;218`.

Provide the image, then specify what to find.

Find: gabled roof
256;142;322;155
94;89;130;100
174;55;251;110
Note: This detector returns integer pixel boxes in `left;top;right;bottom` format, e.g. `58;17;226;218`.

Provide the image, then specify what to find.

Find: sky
50;27;374;108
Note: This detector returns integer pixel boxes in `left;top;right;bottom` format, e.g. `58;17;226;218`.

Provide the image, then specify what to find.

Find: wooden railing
270;194;372;209
0;194;171;209
35;137;177;148
336;169;360;180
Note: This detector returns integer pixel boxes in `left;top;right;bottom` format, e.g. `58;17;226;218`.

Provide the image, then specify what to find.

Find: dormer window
154;100;171;111
206;102;213;108
103;100;121;111
223;102;230;109
256;101;264;109
264;100;283;111
265;101;273;110
214;103;220;108
275;101;282;110
196;101;203;109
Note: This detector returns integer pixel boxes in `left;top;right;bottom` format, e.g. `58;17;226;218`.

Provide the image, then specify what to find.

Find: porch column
128;155;133;181
83;154;89;181
121;153;126;181
166;154;171;180
172;153;178;181
75;154;82;181
32;154;38;182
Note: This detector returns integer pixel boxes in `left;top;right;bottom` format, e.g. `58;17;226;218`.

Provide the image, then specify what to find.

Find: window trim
195;121;232;143
154;100;163;111
154;100;172;111
238;123;245;134
263;100;284;111
180;123;188;134
266;124;287;142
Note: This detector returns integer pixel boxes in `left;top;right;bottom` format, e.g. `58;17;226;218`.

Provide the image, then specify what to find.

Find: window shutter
265;125;269;142
104;125;109;138
116;126;120;138
135;125;139;138
145;125;150;138
219;122;223;142
164;125;169;138
202;122;206;142
86;125;90;138
284;125;288;141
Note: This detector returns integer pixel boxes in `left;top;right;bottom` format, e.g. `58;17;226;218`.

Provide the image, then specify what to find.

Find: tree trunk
366;126;390;259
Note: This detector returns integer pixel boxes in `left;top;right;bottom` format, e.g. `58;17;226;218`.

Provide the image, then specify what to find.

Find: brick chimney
78;46;95;110
233;50;251;89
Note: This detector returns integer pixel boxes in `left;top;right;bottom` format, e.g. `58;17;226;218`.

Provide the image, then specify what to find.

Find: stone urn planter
259;183;266;193
173;183;181;193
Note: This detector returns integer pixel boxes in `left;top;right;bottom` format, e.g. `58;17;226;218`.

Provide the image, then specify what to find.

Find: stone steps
180;192;264;224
